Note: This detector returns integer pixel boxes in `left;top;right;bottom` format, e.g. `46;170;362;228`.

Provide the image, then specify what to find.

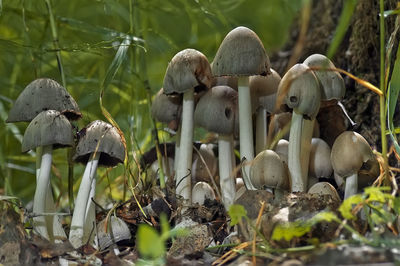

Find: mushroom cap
309;138;333;178
303;54;345;100
250;68;281;113
7;78;81;123
274;139;289;165
270;112;320;141
212;26;270;77
277;64;321;120
331;131;374;178
211;75;238;90
192;144;218;183
308;182;341;202
21;110;74;152
73;120;125;167
151;88;182;125
163;49;213;95
194;85;238;135
97;216;131;250
250;149;289;190
192;181;216;205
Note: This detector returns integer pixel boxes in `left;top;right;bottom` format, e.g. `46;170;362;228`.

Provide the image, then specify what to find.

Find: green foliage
338;194;363;220
228;204;248;226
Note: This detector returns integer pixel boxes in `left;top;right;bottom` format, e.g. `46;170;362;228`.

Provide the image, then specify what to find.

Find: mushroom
194;85;238;209
212;26;270;190
277;64;321;192
249;69;281;154
97;215;131;251
192;143;218;184
308;138;333;181
192;182;216;205
250;150;289;198
69;120;125;248
331;131;377;199
163;49;213;202
21;110;74;242
7;78;81;242
308;182;341;202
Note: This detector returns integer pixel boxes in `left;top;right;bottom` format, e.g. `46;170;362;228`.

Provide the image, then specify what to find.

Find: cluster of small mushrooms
7;26;380;252
151;26;379;214
7;78;126;249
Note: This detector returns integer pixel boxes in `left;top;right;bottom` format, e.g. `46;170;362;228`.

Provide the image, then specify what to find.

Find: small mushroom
163;49;213;202
308;182;341;202
192;182;216;205
21;110;74;242
97;216;131;250
69;120;125;248
192;143;218;184
331;131;375;199
309;138;333;179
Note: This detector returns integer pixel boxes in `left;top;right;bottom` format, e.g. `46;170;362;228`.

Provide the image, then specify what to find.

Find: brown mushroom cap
163;49;213;95
73;120;125;167
194;85;238;135
212;26;270;77
331;131;374;178
7;78;81;123
309;138;333;178
151;88;182;128
250;149;289;190
21;110;74;152
270;112;320;141
192;144;218;183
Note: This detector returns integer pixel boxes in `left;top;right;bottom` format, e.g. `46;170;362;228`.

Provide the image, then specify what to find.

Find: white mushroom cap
309;138;333;178
308;182;341;202
192;181;216;205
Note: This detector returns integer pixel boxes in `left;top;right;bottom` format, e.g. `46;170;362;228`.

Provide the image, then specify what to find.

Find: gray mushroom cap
309;138;333;178
7;78;81;123
21;110;74;152
212;26;271;77
194;85;238;135
163;49;213;95
308;182;341;202
303;54;345;100
73;120;125;167
151;88;182;125
250;68;281;113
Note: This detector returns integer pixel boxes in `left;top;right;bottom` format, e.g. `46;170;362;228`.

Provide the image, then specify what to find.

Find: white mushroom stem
218;134;236;210
344;173;358;199
255;107;267;154
288;112;305;192
238;77;256;190
299;118;315;189
84;176;97;244
176;88;194;202
35;146;66;243
174;126;181;173
69;152;100;248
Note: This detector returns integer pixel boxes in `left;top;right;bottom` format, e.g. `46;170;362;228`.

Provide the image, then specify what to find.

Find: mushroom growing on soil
192;143;218;184
277;64;321;192
308;182;341;202
309;138;333;181
69;120;125;248
331;131;376;199
249;68;281;154
163;48;213;202
192;182;216;205
21;110;74;242
194;85;238;209
212;26;270;190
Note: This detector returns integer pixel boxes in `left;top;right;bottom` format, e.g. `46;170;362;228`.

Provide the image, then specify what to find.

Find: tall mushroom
69;120;125;248
163;49;213;202
195;85;238;209
331;131;375;199
212;26;270;190
277;64;321;192
250;69;281;154
21;110;74;242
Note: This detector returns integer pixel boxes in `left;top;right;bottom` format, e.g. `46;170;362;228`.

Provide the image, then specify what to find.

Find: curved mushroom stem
218;134;236;210
255;107;267;155
344;173;358;199
69;152;100;248
84;176;97;245
238;77;256;190
176;88;194;202
288;112;305;192
33;145;66;242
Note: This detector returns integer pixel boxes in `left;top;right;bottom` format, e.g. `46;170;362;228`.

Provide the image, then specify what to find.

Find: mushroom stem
69;152;100;248
288;112;305;192
83;176;97;244
218;134;236;210
299;118;314;189
35;146;66;243
176;88;194;202
255;107;267;154
344;173;358;199
238;77;256;190
174;126;181;174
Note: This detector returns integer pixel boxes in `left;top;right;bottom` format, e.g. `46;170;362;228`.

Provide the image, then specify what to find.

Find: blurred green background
0;0;302;206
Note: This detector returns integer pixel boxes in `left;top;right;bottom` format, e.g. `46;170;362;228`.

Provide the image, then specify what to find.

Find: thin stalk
174;126;181;173
299;118;314;189
218;134;236;210
238;77;256;190
255;107;267;155
288;112;305;192
69;152;100;248
379;0;389;181
344;173;358;199
84;176;97;245
176;89;194;201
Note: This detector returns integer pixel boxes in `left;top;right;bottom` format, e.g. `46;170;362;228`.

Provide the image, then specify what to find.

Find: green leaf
228;204;247;226
339;194;363;220
137;224;165;259
364;186;392;202
271;220;311;241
